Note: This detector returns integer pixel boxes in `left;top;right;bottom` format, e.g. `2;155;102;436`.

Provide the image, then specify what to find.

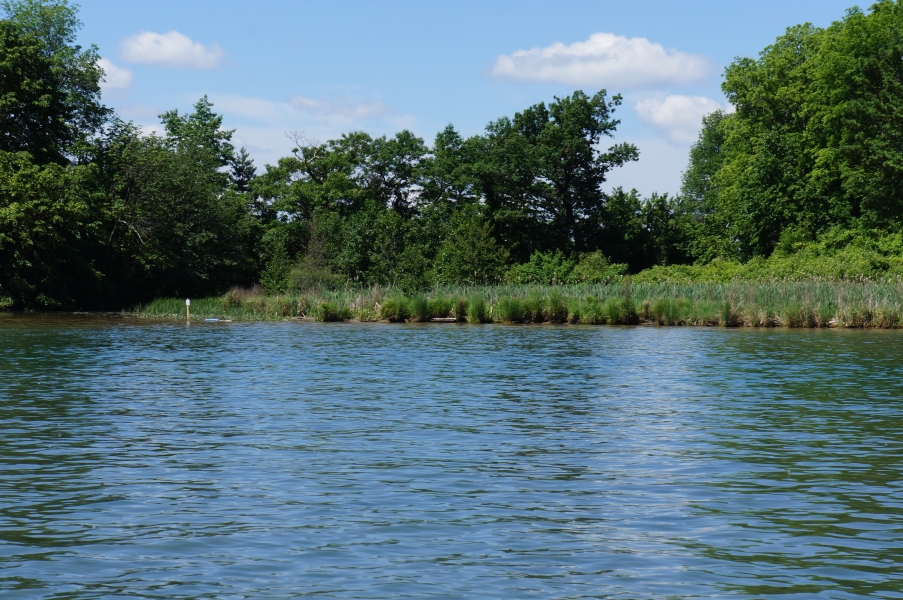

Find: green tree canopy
160;95;235;172
691;0;903;259
0;151;98;307
0;0;106;164
476;90;638;260
435;205;509;285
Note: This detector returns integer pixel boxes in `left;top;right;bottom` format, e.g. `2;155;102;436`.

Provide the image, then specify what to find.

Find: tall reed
131;280;903;328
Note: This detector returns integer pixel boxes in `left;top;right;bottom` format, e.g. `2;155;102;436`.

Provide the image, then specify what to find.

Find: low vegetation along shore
133;279;903;329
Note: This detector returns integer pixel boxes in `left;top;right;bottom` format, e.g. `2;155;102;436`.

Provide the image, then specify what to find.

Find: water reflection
690;330;903;597
0;316;901;598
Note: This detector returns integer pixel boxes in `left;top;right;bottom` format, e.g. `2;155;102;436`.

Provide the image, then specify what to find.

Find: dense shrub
634;229;903;284
380;297;411;322
315;301;350;322
570;251;628;282
409;295;430;322
506;251;575;285
465;296;490;323
497;297;525;323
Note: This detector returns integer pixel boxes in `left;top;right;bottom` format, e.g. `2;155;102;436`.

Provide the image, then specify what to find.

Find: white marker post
186;298;191;323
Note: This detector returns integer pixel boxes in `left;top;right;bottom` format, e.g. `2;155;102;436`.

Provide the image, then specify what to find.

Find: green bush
506;251;576;285
289;265;344;292
315;301;349;322
435;206;510;285
428;296;454;318
570;251;628;283
546;292;569;323
466;296;490;323
497;297;525;323
522;295;545;323
633;229;903;284
409;295;430;322
380;297;411;322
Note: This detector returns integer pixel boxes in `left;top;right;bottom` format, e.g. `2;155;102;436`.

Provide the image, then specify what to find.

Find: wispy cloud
202;94;407;168
287;96;390;121
634;95;730;144
211;94;393;127
98;58;133;91
116;103;162;121
491;33;713;89
119;31;224;69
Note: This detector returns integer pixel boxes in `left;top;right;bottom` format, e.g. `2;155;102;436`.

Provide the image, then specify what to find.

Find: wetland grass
131;280;903;328
379;297;410;322
465;296;491;324
497;297;525;324
409;295;431;323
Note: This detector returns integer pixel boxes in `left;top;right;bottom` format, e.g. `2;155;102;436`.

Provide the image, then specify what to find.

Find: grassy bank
132;279;903;328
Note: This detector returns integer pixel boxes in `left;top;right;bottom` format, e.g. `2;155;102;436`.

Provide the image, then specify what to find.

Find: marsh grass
380;297;410;322
647;298;692;326
523;295;545;323
546;292;569;324
453;297;468;322
131;280;903;328
428;297;454;319
409;295;430;323
466;296;491;323
316;301;350;322
575;296;606;325
497;297;525;323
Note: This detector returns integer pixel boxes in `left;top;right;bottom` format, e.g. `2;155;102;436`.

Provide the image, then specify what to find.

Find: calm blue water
1;315;902;598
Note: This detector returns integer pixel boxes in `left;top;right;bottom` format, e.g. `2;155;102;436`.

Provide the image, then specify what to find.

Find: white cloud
116;103;161;120
634;95;729;144
228;126;288;161
213;95;285;122
210;93;393;127
97;58;133;91
201;94;405;168
288;96;390;121
119;31;224;69
100;93;404;170
491;33;712;89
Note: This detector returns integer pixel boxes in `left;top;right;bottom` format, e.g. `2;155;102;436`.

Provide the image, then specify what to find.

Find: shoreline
8;281;903;329
122;281;903;329
4;311;903;330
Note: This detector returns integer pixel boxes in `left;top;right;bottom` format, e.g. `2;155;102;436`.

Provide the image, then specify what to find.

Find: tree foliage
0;0;106;164
24;0;903;307
435;206;509;285
91;117;256;304
0;151;97;306
475;90;638;261
688;1;903;260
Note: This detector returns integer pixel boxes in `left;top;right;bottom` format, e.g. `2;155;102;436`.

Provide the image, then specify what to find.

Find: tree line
683;0;903;262
2;0;902;309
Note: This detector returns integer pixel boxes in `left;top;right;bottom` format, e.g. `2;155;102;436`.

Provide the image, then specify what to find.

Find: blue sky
78;0;858;196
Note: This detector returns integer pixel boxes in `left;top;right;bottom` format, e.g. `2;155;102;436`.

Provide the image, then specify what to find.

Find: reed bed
131;280;903;328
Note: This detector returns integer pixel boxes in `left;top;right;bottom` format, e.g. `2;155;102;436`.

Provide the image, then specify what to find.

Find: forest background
4;0;903;310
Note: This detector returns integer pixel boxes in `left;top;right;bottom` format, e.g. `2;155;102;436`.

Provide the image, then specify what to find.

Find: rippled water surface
2;314;903;598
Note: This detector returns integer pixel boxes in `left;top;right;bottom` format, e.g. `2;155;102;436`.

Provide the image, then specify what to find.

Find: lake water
1;315;902;599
